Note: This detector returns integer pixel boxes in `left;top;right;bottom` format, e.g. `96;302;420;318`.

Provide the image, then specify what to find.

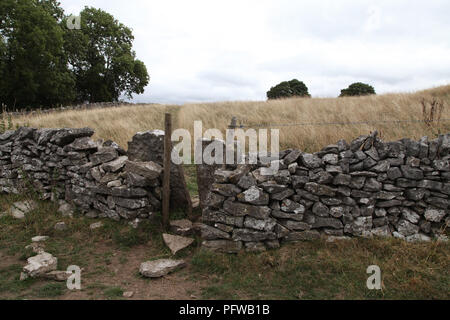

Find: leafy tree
63;7;149;103
0;1;149;109
0;0;75;109
267;79;310;99
340;82;376;97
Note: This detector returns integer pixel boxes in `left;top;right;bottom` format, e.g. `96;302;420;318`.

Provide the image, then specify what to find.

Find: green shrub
340;82;376;97
267;79;311;99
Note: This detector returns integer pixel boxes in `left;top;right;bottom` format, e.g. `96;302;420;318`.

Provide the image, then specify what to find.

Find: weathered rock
223;200;271;219
54;222;67;231
371;225;391;237
90;147;118;166
330;206;345;218
204;192;226;209
32;236;49;242
406;233;432;242
333;174;351;186
364;178;382;192
312;202;329;217
283;149;302;165
424;208;446;223
400;165;424;180
322;154;339;165
123;291;134;298
370;160;390;172
202;240;242;253
124;161;162;180
301;153;323;169
237;175;257;190
139;259;186;278
260;182;288;194
9;200;37;219
50;128;95;146
232;229;277;241
376;200;402;208
433;159;450;171
401;208;420;224
237;186;269;205
102;156;128;172
347;216;373;236
58;201;74;217
397;219;420;236
43;271;72;282
304;182;336;197
417;180;443;191
244;217;277;232
64;137;98;152
170;219;194;236
280;199;305;214
162;234;195;254
23;252;58;277
199;224;231;239
284;230;321;241
278;220;310;231
203;209;244;227
90;222;104;230
271;210;303;221
313;217;343;229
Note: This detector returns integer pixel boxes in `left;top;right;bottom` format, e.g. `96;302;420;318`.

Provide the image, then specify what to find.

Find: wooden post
162;113;172;230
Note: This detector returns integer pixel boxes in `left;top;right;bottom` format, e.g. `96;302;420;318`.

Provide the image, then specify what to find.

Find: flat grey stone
140;259;186;278
162;233;194;255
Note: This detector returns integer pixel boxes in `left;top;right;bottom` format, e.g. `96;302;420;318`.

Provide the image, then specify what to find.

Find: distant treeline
0;0;149;110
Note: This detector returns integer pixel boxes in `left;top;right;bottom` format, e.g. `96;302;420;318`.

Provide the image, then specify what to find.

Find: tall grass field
11;85;450;152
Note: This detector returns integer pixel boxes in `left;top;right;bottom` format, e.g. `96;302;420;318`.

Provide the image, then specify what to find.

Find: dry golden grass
178;85;450;151
13;104;175;148
13;85;450;152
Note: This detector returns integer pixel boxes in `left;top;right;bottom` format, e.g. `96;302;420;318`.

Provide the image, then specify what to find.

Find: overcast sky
61;0;450;104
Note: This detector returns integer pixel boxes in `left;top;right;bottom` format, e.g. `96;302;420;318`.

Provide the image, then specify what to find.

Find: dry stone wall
200;132;450;253
0;127;166;220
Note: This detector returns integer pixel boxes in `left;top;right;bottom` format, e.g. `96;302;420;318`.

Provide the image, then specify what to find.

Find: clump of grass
191;238;450;300
110;219;161;248
103;286;124;299
0;264;37;296
33;283;66;298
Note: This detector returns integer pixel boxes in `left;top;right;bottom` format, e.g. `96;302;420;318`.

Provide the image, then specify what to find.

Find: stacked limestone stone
0;127;162;220
201;132;450;253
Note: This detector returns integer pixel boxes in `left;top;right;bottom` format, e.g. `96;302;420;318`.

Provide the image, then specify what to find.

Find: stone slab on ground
23;252;58;278
162;233;195;255
90;222;104;230
139;259;186;278
9;200;37;219
31;236;49;242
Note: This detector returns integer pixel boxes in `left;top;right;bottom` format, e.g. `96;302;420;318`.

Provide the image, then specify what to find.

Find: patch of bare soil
0;242;206;300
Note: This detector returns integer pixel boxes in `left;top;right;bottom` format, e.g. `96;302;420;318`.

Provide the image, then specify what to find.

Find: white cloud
61;0;450;103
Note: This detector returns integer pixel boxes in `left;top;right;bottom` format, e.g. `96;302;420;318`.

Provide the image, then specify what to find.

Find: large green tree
339;82;376;97
63;7;149;103
267;79;311;99
0;0;75;109
0;1;149;109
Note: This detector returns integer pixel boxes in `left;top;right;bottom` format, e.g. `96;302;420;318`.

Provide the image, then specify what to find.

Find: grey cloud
61;0;450;103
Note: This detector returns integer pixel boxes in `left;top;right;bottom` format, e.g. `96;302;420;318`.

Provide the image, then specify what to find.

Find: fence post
162;113;172;230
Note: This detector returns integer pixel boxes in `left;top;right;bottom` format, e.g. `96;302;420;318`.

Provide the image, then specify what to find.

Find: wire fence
229;117;450;129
